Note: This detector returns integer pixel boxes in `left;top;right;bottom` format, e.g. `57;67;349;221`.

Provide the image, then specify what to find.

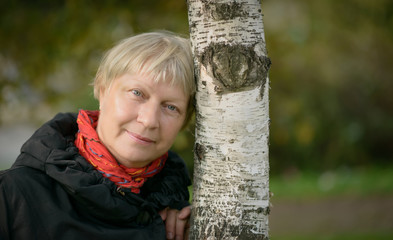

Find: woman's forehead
112;72;188;97
123;70;190;95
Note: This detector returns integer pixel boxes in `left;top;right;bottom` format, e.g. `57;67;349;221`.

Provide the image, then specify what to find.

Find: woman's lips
126;131;155;145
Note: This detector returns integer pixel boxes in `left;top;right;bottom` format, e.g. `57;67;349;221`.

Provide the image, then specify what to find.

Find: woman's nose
137;103;160;129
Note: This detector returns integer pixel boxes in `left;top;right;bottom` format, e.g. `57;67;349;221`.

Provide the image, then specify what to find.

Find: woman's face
96;73;188;168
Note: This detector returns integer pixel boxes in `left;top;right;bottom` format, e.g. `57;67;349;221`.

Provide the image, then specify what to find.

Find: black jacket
0;113;191;240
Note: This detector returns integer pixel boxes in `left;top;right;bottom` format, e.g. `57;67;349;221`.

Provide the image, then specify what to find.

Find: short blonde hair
94;31;195;126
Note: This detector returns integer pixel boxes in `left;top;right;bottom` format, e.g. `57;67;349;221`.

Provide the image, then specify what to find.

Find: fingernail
167;232;174;239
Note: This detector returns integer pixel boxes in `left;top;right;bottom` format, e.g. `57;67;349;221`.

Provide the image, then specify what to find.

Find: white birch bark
187;0;271;239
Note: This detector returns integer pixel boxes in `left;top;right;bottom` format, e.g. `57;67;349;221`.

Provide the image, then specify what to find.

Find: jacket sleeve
141;151;192;211
0;170;13;240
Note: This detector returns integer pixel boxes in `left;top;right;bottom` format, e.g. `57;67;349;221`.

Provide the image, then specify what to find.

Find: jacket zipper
116;186;125;196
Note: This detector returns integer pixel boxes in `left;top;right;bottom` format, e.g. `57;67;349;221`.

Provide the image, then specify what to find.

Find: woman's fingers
164;206;191;240
159;207;168;221
165;209;177;239
178;206;191;220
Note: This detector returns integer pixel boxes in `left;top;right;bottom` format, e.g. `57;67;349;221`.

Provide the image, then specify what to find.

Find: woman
0;31;195;240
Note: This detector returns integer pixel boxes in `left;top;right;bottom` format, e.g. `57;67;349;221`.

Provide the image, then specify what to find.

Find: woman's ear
98;88;106;110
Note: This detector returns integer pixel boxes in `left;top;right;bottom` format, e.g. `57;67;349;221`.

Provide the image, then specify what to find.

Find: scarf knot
74;109;167;194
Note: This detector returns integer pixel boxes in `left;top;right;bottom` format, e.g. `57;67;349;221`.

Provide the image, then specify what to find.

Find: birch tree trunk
187;0;271;239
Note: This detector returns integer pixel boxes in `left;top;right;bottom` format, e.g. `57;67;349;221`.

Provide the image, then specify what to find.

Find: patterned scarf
74;109;167;194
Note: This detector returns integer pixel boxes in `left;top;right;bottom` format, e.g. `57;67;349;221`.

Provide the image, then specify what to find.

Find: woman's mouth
126;131;155;145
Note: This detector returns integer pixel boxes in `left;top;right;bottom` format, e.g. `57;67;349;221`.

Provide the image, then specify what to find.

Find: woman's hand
159;206;191;240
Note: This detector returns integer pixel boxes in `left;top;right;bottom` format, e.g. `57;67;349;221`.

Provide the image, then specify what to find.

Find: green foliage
270;166;393;200
264;0;393;174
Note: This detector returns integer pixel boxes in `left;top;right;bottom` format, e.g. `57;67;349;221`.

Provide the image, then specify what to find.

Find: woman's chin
115;150;156;168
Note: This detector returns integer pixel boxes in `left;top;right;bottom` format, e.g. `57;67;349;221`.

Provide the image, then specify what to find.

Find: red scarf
74;109;167;194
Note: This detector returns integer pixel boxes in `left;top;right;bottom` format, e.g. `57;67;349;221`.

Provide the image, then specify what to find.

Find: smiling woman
96;72;188;168
0;31;195;240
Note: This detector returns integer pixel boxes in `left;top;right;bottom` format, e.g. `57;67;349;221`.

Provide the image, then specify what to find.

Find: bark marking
194;142;206;163
201;0;247;21
201;42;271;94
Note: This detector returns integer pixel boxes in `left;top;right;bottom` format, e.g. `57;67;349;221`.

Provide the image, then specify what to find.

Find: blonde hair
94;31;195;126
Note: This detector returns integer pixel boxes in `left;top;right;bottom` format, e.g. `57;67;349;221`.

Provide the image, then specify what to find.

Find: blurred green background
1;0;392;239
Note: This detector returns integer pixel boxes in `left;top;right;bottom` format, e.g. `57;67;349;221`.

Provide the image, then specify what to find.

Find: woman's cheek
117;100;138;123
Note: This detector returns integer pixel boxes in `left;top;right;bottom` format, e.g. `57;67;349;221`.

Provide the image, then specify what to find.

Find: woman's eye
167;105;177;111
131;89;142;97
